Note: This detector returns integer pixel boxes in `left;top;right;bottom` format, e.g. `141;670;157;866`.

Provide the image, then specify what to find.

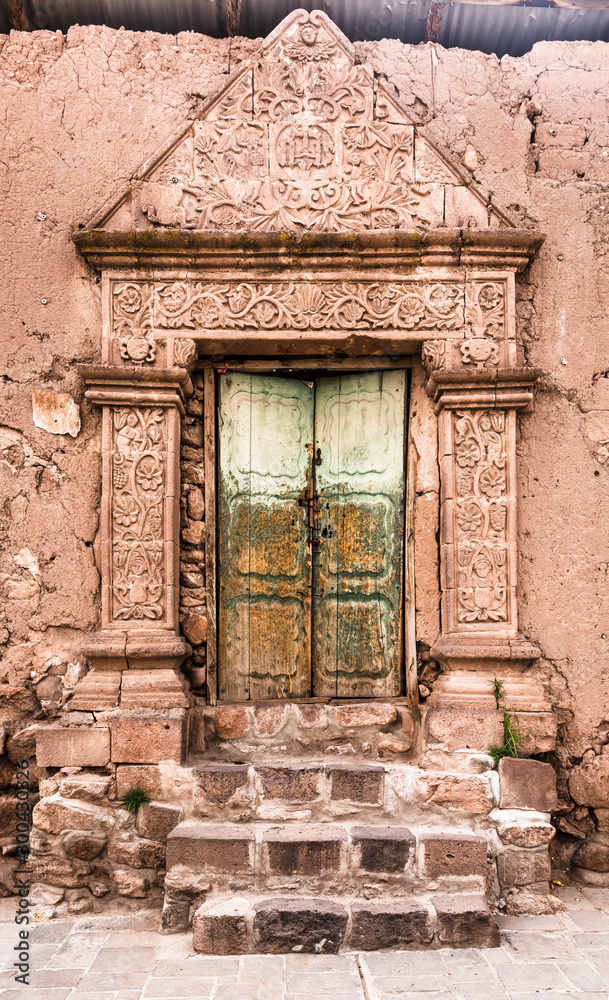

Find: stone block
432;894;500;948
296;704;328;729
333;703;397;728
70;672;121;711
498;758;558;812
33;797;113;836
116;765;162;799
181;612;207;646
108;838;166;869
496;847;552;887
31;855;92;888
351;826;415;872
166;823;254;874
62;831;107;861
5;725;40;763
36;727;110;767
256;764;322;802
182;522;205;546
253;898;347;954
569;755;609;809
187;487;204;521
328;764;384;804
113;868;151;897
350;901;432;950
0;797;17;836
215;706;249;739
110;713;186;764
160;892;191;934
571;834;609;873
497;822;555;848
136;802;183;842
425;708;503;752
420;833;488;878
254;704;289;736
420;773;493;814
120;670;189;709
60;774;112;801
514;712;557;755
193;897;249;954
194;765;250;804
264;825;346;875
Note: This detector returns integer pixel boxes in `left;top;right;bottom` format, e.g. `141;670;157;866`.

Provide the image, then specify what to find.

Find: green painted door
218;373;314;700
313;372;406;697
218;371;406;701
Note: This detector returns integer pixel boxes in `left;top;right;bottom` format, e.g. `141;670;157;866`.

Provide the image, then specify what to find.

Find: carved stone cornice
79;365;192;412
73;228;545;273
427;368;540;412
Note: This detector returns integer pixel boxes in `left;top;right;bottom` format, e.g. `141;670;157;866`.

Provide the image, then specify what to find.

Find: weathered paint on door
312;372;406;697
218;373;314;701
218;371;406;701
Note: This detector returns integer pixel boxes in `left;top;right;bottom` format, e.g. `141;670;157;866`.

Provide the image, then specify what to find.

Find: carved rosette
111;406;166;622
112;282;155;364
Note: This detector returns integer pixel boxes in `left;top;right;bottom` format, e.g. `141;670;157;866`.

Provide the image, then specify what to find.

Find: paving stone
74;973;150;991
285;995;364;1000
88;945;161;973
504;930;581;961
496;961;572;992
22;969;83;989
350;901;432;949
253;898;348;954
454;985;510;1000
495;913;566;930
368;976;455;994
151;958;241;977
557;961;609;991
213;986;283;1000
567;908;609;929
351;827;415;872
48;931;107;968
360;952;448;976
264;825;346;875
573;931;609;948
143;978;216;997
28;922;75;943
0;992;73;1000
439;947;498;982
284;954;360;973
237;956;284;982
284;973;363;993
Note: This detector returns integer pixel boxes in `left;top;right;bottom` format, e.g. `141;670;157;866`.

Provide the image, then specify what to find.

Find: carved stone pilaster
428;370;549;711
80;366;192;670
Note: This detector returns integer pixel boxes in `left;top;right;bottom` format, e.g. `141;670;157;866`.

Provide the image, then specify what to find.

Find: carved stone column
428;370;550;712
80;366;192;671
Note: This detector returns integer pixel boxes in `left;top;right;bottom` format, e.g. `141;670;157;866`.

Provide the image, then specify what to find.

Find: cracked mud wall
1;25;609;866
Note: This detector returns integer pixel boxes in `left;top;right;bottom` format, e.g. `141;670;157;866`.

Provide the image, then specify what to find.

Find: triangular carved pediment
91;9;514;234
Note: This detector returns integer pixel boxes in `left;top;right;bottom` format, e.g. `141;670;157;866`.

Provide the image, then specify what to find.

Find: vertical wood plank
404;370;418;707
204;368;217;706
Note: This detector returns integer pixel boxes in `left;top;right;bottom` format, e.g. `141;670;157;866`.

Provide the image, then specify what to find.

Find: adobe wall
1;25;609;888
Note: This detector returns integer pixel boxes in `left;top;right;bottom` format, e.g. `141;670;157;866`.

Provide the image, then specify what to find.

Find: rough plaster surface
1;27;609;827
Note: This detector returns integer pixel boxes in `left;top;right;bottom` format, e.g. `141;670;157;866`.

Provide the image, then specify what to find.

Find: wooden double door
218;370;407;701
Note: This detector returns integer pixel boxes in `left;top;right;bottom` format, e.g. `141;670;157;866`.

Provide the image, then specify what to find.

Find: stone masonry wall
1;26;609;889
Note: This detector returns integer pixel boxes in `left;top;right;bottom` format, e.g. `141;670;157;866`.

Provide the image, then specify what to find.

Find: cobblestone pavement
0;887;608;1000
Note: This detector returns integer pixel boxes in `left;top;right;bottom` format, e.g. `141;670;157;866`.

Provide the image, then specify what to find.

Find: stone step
165;821;489;897
189;892;500;954
190;759;496;823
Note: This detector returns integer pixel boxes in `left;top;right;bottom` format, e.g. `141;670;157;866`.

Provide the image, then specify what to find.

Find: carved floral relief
460;281;505;368
111;406;166;622
453;408;509;624
112;282;155;364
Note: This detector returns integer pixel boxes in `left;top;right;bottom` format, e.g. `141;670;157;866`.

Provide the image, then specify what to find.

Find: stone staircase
160;759;501;954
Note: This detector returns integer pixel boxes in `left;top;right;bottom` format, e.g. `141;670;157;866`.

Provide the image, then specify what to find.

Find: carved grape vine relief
453;409;509;624
111;407;166;621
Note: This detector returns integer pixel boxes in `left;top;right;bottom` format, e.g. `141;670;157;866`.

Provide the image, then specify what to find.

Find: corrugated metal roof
2;0;609;57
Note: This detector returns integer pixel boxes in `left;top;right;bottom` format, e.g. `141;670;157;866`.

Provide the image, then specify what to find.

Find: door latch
297;485;321;545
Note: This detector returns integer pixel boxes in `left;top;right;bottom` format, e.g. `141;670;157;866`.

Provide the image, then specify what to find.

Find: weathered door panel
218;373;313;701
312;371;406;698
